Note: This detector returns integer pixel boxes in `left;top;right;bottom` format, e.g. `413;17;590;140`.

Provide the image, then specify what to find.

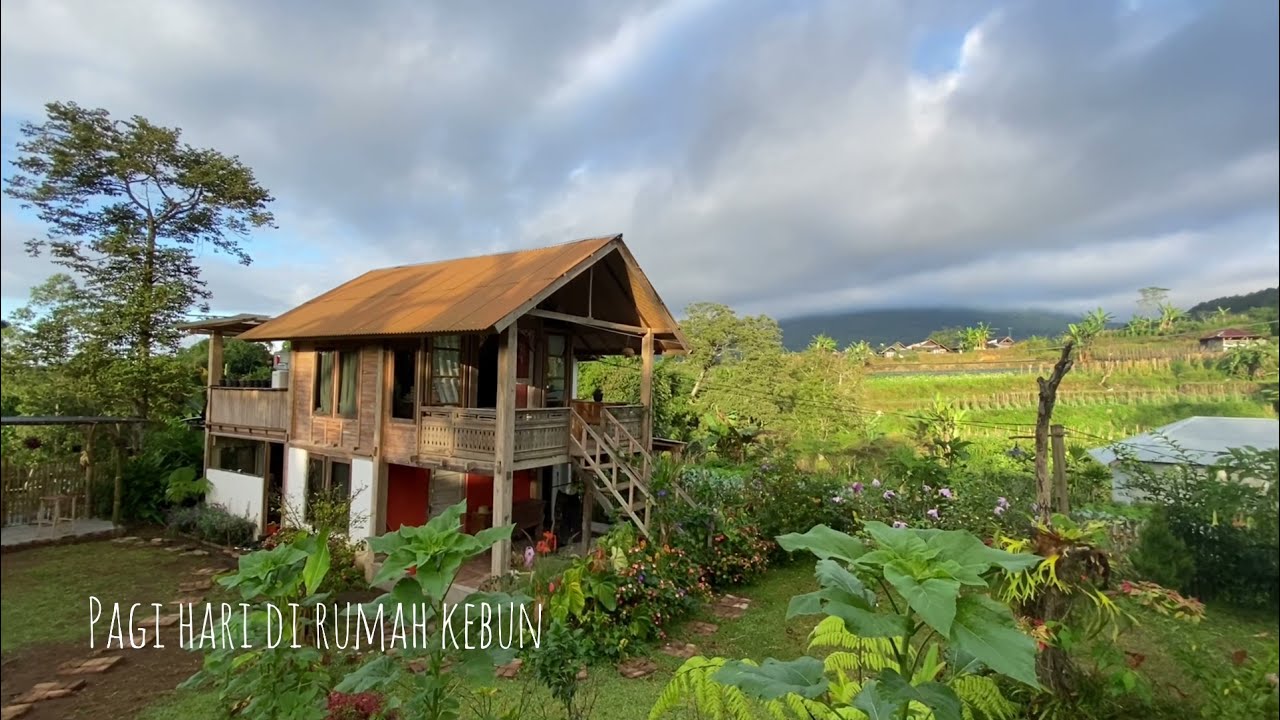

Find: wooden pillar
203;332;225;475
111;423;123;527
491;325;517;577
580;466;594;553
1051;424;1068;514
640;329;654;450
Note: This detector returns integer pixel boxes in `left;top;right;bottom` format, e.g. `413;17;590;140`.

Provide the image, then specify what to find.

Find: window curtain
315;351;335;414
338;351;360;418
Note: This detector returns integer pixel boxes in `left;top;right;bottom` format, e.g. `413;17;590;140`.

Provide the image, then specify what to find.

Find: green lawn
0;541;221;653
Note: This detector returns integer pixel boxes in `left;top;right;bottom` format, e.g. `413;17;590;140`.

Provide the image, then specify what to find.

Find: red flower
406;566;417;577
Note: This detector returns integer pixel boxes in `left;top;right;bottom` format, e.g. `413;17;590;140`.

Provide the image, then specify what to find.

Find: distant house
986;336;1015;349
1087;416;1279;504
1198;328;1266;352
905;338;953;354
879;341;907;358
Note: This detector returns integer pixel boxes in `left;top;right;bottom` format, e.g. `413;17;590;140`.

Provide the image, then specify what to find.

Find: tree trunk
136;222;158;418
690;367;708;399
1034;343;1075;523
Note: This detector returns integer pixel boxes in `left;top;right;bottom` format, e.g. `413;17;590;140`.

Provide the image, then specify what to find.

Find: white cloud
1;0;1276;322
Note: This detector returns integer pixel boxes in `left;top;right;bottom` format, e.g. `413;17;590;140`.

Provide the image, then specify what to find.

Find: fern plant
650;522;1040;719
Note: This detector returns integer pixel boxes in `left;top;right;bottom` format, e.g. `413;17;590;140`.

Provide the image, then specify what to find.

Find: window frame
544;332;569;408
428;335;463;407
312;347;361;419
303;454;353;530
211;436;264;476
389;343;418;422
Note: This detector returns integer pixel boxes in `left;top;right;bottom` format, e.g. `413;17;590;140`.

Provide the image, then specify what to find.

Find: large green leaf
949;595;1040;688
851;680;898;720
777;525;867;564
883;562;959;636
827;602;910;638
879;669;962;720
925;532;1041;573
786;590;825;619
862;521;937;562
814;558;876;610
714;657;829;700
301;533;331;596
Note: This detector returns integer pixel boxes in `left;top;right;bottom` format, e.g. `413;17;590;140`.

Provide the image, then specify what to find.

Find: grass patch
0;541;219;653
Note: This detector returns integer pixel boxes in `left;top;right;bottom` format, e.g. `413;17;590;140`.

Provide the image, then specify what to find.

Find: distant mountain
778;308;1078;350
1187;287;1278;316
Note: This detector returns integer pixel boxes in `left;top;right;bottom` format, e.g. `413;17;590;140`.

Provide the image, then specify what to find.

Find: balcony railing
419;404;645;466
208;387;289;438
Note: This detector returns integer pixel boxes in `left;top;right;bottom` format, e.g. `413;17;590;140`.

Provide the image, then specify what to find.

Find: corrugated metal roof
1087;416;1280;466
239;235;682;345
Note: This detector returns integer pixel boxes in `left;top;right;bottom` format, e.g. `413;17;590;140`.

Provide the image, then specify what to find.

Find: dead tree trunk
1034;342;1075;523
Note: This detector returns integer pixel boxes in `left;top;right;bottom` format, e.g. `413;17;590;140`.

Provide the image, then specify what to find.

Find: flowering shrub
615;539;710;640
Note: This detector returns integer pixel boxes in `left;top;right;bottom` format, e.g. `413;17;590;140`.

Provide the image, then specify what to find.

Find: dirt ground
0;533;239;720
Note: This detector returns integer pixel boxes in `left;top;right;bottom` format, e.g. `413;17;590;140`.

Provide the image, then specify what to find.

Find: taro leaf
925;531;1041;573
714;657;829;700
851;680;899;720
949;595;1040;688
777;525;867;564
934;559;989;587
827;602;910;638
862;521;937;561
879;669;963;720
883;562;960;636
787;590;825;619
301;533;331;596
334;654;401;693
815;558;876;610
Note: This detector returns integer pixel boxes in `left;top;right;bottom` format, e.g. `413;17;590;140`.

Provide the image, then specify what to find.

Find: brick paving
57;656;124;676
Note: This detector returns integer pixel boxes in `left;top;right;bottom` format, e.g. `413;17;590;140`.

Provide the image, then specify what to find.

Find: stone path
687;620;719;636
617;657;659;679
660;641;699;659
709;594;751;620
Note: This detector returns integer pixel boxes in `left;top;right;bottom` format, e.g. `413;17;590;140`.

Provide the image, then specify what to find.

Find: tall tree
1137;287;1170;317
5;101;275;416
679;302;783;400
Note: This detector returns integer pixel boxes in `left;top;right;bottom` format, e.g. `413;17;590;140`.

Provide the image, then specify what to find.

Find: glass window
337;351;360;418
391;346;417;420
213;437;262;475
305;457;325;521
545;334;567;407
431;335;462;406
314;351;335;415
330;461;351;501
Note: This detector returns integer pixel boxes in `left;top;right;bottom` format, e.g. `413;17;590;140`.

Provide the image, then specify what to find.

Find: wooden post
640;329;654;450
203;331;225;477
111;424;123;527
580;466;594;553
1035;343;1075;523
82;425;96;520
491;325;517;578
1051;424;1068;514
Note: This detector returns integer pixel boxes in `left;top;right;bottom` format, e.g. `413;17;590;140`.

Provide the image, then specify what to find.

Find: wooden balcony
207;387;289;440
418;404;647;471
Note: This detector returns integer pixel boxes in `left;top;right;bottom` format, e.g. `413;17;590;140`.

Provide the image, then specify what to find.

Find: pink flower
871;479;882;488
883;490;896;500
851;482;864;494
994;506;1005;516
523;546;536;569
892;521;908;529
939;488;954;500
926;508;940;521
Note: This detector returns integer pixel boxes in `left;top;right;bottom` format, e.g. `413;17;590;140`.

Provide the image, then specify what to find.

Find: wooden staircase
570;406;658;538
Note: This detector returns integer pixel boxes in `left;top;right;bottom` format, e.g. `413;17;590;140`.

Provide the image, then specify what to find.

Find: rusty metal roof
239;235;684;350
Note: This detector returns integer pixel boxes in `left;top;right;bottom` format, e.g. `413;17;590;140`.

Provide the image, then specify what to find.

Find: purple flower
892;521;908;529
994;506;1006;516
872;479;882;488
851;482;864;495
922;484;932;493
939;488;954;500
831;495;845;504
523;546;535;569
883;490;896;500
997;496;1009;509
926;508;940;521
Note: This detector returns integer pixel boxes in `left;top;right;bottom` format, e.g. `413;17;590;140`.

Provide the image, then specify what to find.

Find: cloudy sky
1;0;1277;322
